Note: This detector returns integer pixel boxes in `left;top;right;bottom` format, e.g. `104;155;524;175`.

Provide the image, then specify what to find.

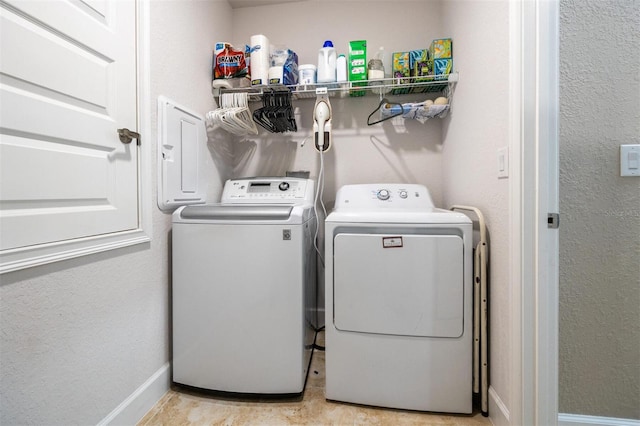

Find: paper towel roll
212;79;232;89
250;34;269;86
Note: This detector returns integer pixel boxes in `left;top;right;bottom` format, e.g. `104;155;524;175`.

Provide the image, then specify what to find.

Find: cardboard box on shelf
349;40;367;96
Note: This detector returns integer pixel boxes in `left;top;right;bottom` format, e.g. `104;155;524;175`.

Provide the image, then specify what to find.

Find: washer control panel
221;177;314;204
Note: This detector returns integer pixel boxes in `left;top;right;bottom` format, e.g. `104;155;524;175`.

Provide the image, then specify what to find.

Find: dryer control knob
399;190;408;199
377;189;390;200
278;182;290;191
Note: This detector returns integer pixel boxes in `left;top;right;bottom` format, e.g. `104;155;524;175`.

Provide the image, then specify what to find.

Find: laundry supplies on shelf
209;36;458;126
317;40;337;83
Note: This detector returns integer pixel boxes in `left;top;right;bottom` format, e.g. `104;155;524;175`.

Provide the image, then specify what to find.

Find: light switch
620;144;640;176
497;147;509;179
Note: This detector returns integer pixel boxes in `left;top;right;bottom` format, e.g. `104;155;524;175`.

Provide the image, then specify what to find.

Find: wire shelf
212;72;458;102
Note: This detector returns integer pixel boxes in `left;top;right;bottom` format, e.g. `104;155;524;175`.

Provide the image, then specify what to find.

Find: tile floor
139;333;491;426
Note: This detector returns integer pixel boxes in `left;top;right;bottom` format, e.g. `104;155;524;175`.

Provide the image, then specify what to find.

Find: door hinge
547;213;560;229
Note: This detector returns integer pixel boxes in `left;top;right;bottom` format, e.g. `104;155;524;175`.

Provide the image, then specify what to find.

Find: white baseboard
98;362;171;426
559;413;640;426
488;386;509;426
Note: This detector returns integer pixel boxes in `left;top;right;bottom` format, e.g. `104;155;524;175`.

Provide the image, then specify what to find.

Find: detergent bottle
317;40;337;83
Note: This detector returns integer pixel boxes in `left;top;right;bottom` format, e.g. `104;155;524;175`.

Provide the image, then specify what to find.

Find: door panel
0;0;137;251
0;11;110;106
333;233;464;338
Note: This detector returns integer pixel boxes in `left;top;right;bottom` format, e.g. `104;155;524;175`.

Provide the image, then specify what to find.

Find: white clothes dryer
325;184;473;413
172;177;317;395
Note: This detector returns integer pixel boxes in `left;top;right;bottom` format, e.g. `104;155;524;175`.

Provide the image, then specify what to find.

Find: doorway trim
509;0;559;424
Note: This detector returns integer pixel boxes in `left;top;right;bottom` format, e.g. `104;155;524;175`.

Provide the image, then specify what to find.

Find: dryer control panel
334;183;435;210
221;177;314;204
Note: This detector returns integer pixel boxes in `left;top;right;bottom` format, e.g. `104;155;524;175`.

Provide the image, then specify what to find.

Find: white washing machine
325;184;473;413
172;177;317;395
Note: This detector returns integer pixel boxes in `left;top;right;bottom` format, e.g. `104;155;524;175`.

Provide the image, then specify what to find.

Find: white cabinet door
0;0;138;251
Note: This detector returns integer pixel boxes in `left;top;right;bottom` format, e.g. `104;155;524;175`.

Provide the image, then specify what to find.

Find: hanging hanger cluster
253;89;297;133
207;92;258;136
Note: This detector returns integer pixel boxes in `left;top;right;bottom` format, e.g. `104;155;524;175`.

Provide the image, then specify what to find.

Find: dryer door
333;233;464;338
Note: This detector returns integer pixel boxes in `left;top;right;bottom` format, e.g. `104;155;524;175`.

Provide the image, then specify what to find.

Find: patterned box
433;58;452;78
430;38;452;59
392;51;411;94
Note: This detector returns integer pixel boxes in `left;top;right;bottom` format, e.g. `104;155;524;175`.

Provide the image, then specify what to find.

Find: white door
0;0;138;251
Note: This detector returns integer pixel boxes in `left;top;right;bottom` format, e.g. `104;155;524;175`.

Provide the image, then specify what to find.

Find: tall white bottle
317;40;337;83
336;54;347;82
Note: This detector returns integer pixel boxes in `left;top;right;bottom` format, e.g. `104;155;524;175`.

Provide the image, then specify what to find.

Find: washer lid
172;204;312;224
180;205;293;220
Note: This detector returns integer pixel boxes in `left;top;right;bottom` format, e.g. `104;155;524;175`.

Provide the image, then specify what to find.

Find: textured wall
439;0;511;413
559;0;640;419
0;1;232;424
